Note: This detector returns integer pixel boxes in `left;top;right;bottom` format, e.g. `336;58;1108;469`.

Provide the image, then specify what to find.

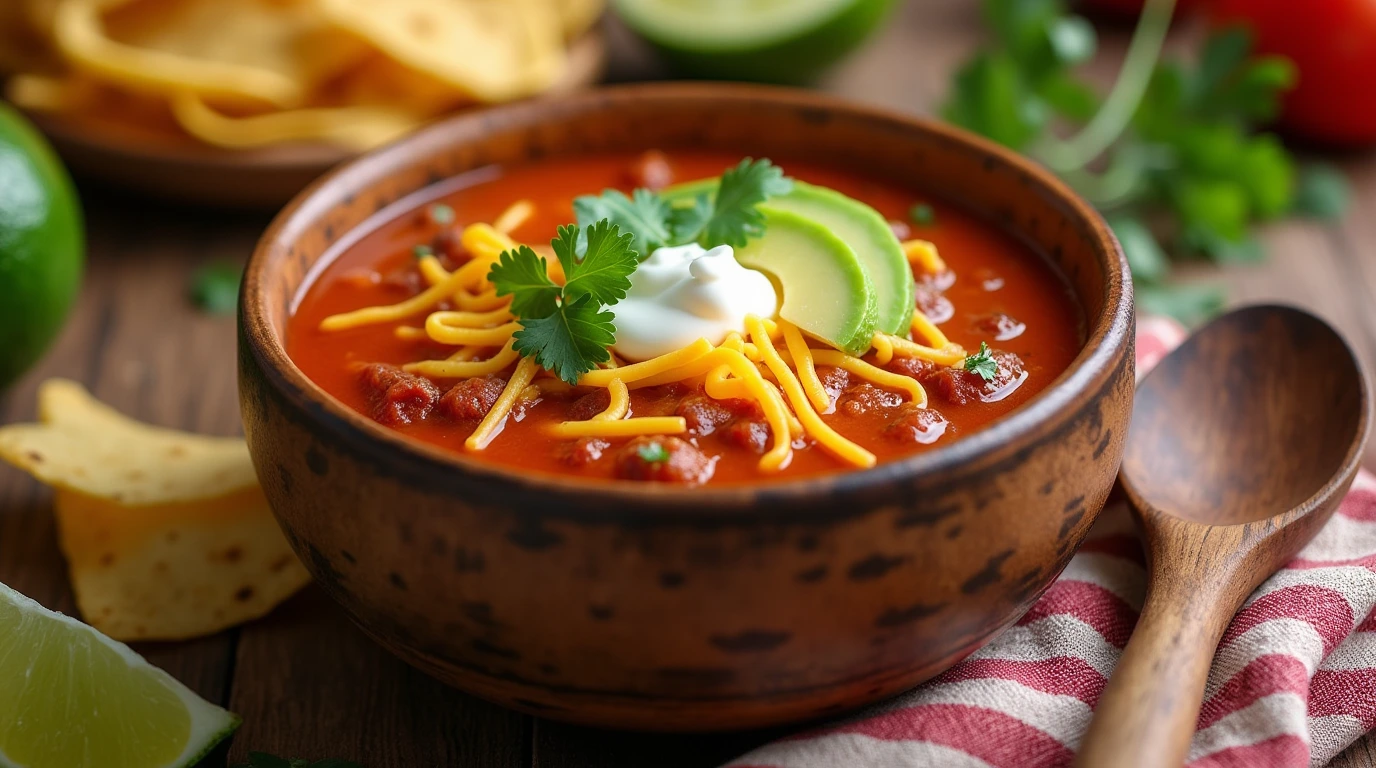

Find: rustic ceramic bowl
240;83;1134;731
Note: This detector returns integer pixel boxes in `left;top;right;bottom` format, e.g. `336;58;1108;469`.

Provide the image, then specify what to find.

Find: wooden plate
27;31;607;209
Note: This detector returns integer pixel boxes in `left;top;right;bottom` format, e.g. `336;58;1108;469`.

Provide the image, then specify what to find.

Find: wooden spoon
1076;305;1370;768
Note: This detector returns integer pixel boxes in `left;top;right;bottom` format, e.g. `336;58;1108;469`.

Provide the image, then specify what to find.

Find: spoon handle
1075;563;1245;768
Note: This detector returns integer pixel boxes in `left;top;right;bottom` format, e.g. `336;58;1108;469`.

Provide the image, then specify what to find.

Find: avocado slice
735;207;878;356
665;179;914;334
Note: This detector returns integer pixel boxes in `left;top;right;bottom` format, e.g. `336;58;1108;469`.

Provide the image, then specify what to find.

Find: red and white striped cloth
728;316;1376;768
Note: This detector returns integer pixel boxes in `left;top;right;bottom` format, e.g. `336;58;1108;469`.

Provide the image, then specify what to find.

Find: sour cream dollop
611;243;778;362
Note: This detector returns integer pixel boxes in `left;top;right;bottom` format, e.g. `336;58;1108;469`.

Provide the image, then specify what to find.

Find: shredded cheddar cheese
493;200;535;234
780;321;830;413
466;357;538;451
903;239;947;274
747;316;875;469
317;203;985;473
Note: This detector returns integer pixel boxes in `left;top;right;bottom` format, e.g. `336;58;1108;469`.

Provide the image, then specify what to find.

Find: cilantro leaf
636;441;670;463
944;51;1046;151
496;221;637;384
427;203;455;226
667;194;713;245
488;246;560;318
1292;164;1350;220
513;293;615;385
1108;214;1168;285
554;221;637;305
1137;283;1226;326
674;158;793;248
573;188;672;256
189;262;242;315
963;342;1000;383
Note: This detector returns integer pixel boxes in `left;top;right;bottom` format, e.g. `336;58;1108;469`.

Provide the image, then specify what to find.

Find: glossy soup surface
288;152;1085;485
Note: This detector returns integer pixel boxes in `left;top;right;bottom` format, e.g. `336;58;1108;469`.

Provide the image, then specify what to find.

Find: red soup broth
288;151;1085;485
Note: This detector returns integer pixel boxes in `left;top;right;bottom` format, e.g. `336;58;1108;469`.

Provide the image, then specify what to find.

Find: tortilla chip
170;91;421;151
553;0;604;40
53;0;365;109
318;0;566;103
0;380;309;641
0;2;60;75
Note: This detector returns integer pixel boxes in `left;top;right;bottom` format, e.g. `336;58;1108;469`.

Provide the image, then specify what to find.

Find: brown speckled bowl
239;83;1134;731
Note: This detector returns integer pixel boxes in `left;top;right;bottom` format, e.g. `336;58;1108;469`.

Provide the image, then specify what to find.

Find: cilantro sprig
672;158;794;247
636;441;671;464
944;0;1350;323
963;342;1000;383
574;158;793;254
489;220;637;385
492;159;792;383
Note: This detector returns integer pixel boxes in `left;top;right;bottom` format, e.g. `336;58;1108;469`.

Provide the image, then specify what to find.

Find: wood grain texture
1078;309;1369;768
1;0;1375;764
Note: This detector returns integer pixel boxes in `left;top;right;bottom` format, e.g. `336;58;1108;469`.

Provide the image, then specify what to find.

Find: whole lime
0;103;84;390
613;0;897;84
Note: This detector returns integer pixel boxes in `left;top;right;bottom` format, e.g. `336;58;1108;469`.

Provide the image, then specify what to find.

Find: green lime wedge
613;0;898;84
0;582;240;768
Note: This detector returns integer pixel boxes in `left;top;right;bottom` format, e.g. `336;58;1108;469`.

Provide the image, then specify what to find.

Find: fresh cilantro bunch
944;0;1349;324
490;158;792;383
489;220;637;384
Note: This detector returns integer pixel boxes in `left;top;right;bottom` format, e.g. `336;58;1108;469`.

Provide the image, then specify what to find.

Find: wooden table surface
4;2;1376;765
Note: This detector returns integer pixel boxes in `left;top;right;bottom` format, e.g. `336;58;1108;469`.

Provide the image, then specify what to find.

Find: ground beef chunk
431;227;463;263
886;356;937;380
675;395;736;436
614;437;713;484
976;313;1026;341
885;403;950;444
927;351;1027;405
721;418;771;453
359;364;441;425
625;150;674;191
914;286;954;323
379;265;424;296
438;375;506;421
637;383;691;417
816;366;852;401
838;382;905;417
566;389;612;421
559;438;611;467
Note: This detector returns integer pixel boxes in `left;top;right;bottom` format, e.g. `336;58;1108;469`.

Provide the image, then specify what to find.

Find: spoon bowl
1126;305;1366;527
1077;305;1370;767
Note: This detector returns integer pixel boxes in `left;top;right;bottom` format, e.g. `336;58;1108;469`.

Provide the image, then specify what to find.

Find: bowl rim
242;82;1133;515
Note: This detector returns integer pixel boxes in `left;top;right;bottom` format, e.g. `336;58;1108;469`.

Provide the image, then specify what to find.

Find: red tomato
1210;0;1376;146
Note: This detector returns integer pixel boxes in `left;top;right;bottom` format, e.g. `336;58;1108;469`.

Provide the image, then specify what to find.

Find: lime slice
613;0;897;84
0;582;240;768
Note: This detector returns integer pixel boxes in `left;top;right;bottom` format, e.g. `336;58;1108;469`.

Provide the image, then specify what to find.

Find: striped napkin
728;316;1376;768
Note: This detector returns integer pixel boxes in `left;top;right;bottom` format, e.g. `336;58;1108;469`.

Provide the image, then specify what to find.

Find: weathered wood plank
226;588;530;768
